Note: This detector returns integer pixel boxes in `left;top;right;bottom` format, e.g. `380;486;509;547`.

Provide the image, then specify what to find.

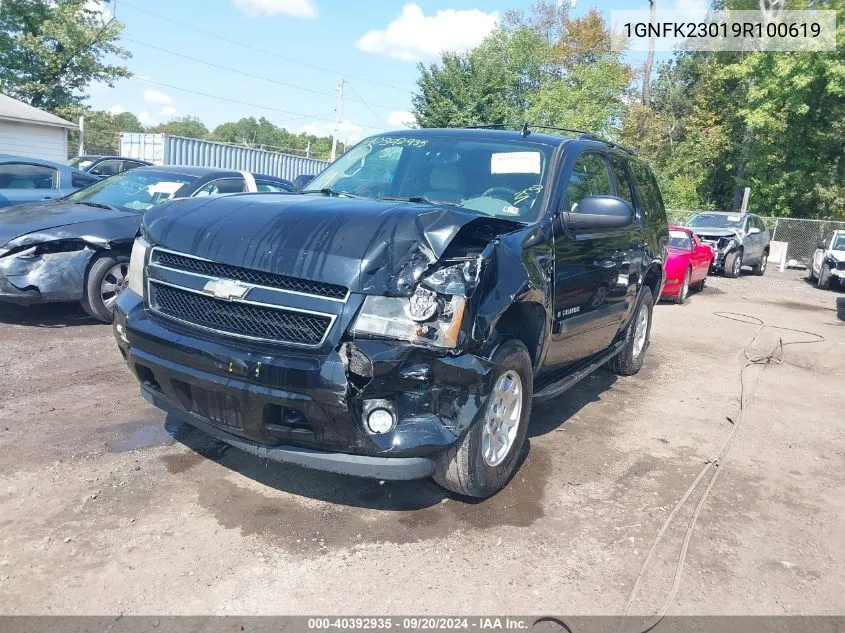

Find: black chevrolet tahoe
114;127;668;497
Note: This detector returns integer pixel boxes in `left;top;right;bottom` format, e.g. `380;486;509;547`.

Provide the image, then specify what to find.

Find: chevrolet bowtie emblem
202;279;251;300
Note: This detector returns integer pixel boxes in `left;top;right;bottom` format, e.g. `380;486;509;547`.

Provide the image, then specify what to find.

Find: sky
87;0;695;146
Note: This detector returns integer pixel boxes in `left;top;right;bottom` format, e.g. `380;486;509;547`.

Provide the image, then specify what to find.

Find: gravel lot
1;269;843;615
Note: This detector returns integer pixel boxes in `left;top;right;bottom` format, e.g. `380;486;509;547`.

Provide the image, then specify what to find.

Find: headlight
127;237;150;297
350;292;466;349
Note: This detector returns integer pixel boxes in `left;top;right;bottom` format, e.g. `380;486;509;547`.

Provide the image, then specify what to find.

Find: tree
0;0;130;111
148;116;209;139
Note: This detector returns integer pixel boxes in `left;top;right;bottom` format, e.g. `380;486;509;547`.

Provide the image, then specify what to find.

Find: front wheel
675;269;691;305
818;264;831;290
724;250;743;278
81;253;130;323
606;286;654;377
752;251;768;276
433;339;533;498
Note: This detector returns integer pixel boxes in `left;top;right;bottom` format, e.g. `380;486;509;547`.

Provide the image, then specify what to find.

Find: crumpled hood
0;199;138;247
828;249;845;261
143;194;522;294
692;227;743;240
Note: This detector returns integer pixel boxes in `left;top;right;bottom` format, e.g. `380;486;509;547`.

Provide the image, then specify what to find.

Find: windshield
305;133;554;221
668;229;692;250
832;234;845;250
67;170;195;212
687;213;744;229
67;156;96;170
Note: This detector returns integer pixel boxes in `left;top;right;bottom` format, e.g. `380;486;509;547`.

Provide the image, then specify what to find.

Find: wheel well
492;301;546;369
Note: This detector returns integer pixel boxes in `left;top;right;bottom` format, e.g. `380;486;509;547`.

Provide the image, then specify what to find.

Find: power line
123;37;405;112
130;76;383;130
345;81;390;128
118;0;414;96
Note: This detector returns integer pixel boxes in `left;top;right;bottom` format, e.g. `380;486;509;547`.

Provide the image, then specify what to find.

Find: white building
0;93;77;163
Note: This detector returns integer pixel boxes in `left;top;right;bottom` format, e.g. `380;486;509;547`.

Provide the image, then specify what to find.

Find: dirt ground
0;269;843;616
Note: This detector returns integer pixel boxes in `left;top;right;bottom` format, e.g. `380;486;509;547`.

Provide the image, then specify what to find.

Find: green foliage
211;116;345;160
0;0;130;111
148;116;209;139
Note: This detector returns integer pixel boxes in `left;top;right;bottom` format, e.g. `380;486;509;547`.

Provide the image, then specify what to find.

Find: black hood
0;199;139;247
143;194;522;294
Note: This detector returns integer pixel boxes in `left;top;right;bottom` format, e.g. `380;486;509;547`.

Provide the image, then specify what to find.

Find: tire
606;286;654;377
674;269;691;305
752;250;769;276
807;266;817;282
694;276;706;292
433;339;533;498
817;264;831;290
81;253;130;323
724;250;743;278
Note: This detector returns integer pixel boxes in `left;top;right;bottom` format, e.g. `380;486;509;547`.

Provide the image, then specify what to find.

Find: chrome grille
149;281;332;346
151;249;348;301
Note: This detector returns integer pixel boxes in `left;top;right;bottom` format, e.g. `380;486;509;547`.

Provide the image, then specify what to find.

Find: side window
89;159;123;177
122;161;147;171
194;178;247;196
610;157;634;206
256;180;291;193
0;163;58;190
566;153;612;212
630;162;667;224
71;172;98;188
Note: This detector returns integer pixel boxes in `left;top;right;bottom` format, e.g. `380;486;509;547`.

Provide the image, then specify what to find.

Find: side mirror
293;174;315;192
748;227;761;235
564;196;634;231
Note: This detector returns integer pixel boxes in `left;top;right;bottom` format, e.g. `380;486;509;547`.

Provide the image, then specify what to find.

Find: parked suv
808;229;845;290
685;211;770;278
114;127;668;497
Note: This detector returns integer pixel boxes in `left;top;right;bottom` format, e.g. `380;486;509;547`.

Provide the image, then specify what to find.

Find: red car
661;225;714;304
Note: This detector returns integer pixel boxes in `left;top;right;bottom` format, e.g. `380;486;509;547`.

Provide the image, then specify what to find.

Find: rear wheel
81;253;130;323
607;286;654;377
818;264;831;290
752;251;768;276
674;269;691;304
724;250;743;278
693;276;706;292
433;339;532;498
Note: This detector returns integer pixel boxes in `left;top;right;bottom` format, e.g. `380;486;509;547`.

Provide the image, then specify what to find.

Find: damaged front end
0;236;97;304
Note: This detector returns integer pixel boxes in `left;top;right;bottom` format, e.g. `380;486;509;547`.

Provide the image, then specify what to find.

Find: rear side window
610;157;634;206
194;178;247;196
89;159;123;177
0;163;58;189
256;180;291;193
630;162;667;224
566;153;612;211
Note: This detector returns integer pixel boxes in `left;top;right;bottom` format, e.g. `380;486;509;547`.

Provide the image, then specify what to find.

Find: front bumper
0;249;91;305
114;290;496;480
0;275;42;305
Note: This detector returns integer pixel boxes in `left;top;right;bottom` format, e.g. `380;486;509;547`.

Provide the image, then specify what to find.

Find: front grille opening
151;282;331;346
152;250;348;300
134;364;161;392
264;404;315;442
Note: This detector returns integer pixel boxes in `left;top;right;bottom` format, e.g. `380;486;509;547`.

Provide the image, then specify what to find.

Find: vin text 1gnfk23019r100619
114;126;668;497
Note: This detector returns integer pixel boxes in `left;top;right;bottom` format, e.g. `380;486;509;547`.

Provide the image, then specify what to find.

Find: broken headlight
127;237;150;297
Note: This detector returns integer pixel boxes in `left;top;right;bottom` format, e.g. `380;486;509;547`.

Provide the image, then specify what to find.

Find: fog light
367;409;395;434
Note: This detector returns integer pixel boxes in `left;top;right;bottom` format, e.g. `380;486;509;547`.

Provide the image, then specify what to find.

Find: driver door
545;151;632;370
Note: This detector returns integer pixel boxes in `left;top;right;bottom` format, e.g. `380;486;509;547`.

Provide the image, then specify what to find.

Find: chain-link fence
667;210;845;268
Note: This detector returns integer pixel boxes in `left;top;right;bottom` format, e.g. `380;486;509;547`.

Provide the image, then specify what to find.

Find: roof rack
460;122;637;155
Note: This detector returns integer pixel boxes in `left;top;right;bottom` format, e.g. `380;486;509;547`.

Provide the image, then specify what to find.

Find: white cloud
356;3;499;62
298;120;364;144
83;0;112;24
143;89;172;105
138;111;158;127
159;106;178;118
387;110;416;128
105;105;127;115
233;0;318;18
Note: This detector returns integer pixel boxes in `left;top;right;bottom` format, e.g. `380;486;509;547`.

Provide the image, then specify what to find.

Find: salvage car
67;155;152;177
114;127;668;497
0;166;293;322
661;226;713;304
0;154;98;208
807;229;845;290
685;211;770;278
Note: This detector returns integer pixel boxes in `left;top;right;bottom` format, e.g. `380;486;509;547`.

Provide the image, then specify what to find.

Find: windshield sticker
491;152;541;175
148;182;183;195
502;205;521;215
371;137;428;148
669;229;689;239
727;215;742;221
513;184;543;205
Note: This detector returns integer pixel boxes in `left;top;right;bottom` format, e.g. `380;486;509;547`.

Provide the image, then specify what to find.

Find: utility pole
306;140;311;158
330;79;344;162
78;116;85;156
